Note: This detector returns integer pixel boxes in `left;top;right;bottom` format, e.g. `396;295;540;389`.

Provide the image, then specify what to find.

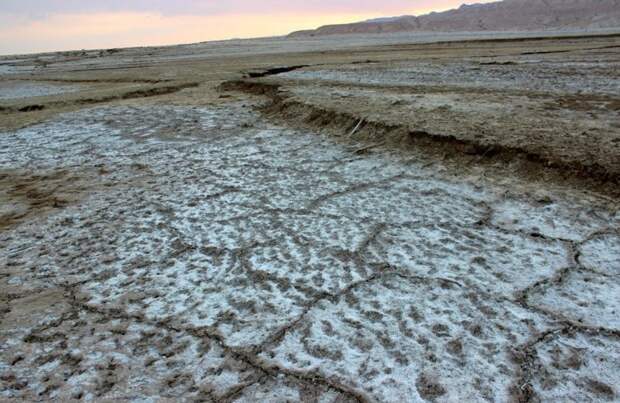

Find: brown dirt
0;169;81;230
415;373;447;401
0;165;123;231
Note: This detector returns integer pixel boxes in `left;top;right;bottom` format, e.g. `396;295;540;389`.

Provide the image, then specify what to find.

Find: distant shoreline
2;27;620;59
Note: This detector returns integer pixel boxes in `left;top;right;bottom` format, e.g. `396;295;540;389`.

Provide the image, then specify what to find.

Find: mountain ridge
289;0;620;37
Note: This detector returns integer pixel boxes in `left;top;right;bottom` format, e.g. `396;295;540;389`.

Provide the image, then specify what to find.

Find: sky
0;1;491;55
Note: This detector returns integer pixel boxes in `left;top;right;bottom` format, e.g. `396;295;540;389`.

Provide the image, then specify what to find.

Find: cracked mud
1;100;618;401
1;33;620;402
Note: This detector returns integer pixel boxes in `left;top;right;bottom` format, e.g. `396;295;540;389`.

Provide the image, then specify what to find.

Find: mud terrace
1;33;620;402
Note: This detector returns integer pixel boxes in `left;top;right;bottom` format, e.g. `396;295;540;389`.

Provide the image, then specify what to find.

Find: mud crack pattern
1;102;619;401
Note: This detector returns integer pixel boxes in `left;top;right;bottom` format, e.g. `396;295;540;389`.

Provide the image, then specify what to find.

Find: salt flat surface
0;80;81;100
0;102;618;401
282;60;620;96
2;28;618;75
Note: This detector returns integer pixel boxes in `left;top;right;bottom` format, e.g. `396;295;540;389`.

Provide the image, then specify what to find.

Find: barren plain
1;31;619;402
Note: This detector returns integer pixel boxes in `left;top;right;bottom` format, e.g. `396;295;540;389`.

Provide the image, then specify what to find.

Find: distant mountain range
289;0;620;37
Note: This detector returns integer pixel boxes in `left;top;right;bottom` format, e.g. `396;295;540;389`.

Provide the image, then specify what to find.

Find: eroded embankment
219;78;620;197
0;82;200;114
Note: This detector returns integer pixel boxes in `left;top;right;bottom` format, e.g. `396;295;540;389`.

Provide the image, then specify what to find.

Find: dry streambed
0;96;618;402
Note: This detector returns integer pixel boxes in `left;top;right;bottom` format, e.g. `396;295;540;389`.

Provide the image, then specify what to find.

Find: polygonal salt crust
247;244;377;297
172;212;286;250
77;243;314;349
261;274;552;402
363;222;570;297
72;232;311;348
315;176;490;226
531;332;620;402
277;212;376;251
164;194;259;225
69;206;381;350
0;310;258;401
327;153;408;184
491;197;614;242
95;103;262;143
252;172;351;211
579;233;620;274
0;119;140;171
2;98;619;401
527;269;620;330
0;103;264;171
0;188;163;294
233;376;356;403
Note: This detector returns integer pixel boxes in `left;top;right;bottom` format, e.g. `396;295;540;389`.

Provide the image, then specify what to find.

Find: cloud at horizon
0;0;491;55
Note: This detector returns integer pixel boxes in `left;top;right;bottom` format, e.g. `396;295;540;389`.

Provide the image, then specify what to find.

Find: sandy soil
1;31;619;402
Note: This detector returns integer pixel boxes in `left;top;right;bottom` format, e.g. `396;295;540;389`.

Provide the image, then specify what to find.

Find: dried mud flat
1;32;620;402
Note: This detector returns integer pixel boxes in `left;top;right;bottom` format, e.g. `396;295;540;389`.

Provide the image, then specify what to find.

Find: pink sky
0;1;493;55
